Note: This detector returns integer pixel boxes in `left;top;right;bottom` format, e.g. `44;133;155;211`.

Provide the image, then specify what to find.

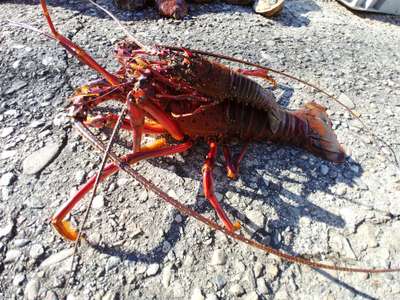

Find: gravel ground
1;0;400;299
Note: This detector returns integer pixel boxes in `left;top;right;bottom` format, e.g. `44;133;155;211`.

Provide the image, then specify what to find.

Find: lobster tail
291;102;345;163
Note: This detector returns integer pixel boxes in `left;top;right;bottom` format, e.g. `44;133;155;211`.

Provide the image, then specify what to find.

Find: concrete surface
0;0;400;299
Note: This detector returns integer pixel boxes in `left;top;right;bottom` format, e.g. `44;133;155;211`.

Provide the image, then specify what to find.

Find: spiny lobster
35;0;399;273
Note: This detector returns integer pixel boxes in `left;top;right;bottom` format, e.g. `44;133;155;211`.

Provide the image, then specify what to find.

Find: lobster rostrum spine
37;0;400;273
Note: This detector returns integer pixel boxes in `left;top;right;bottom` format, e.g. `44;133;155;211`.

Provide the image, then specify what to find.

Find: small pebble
184;254;194;267
136;264;147;274
107;183;117;192
102;291;117;300
138;190;148;202
130;225;142;238
42;56;53;66
53;112;69;127
191;287;205;300
244;291;259;300
174;214;183;223
247;268;257;289
96;268;105;278
146;263;160;276
22;142;62;175
30;244;45;259
210;249;227;265
0;127;14;138
350;164;360;174
246;209;265;229
29;120;45;128
319;164;329;176
162;241;171;253
14;238;30;248
12;60;20;69
256;278;269;295
172;282;185;298
106;257;121;271
66;294;77;300
45;290;59;300
265;264;279;279
205;294;218;300
253;262;264;278
234;261;246;273
5;80;27;95
2;187;10;200
336;185;347;196
92;194;105;209
13;273;26;286
162;266;172;288
0;172;16;186
4;249;22;263
75;170;86;184
24;278;40;300
117;177;130;186
0;222;14;238
0;150;17;160
229;283;245;296
214;192;223;201
167;189;178;198
214;274;226;290
40;248;74;269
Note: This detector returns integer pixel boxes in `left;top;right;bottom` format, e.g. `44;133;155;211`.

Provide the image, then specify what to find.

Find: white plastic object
337;0;400;15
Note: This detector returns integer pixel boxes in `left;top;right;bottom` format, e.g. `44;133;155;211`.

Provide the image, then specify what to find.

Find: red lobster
38;0;399;273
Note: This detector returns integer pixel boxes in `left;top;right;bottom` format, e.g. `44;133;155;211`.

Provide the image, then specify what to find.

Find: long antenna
6;21;55;40
66;103;128;288
87;0;149;51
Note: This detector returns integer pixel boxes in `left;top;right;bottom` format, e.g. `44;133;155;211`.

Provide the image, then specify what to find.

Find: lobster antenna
66;104;128;287
158;45;399;168
7;21;55;41
87;0;149;51
74;120;400;274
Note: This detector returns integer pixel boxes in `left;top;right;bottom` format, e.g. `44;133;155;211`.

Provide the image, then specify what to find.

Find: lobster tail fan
294;102;346;163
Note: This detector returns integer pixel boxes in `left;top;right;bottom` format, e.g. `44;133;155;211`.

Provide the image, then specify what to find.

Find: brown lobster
37;0;399;273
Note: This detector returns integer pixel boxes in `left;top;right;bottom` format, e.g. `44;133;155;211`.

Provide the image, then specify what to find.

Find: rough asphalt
1;0;400;299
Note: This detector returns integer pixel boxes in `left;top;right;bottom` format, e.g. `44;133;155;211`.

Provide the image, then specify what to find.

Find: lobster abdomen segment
173;55;281;129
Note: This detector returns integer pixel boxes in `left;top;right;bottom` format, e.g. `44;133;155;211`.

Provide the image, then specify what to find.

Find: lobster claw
52;219;79;241
232;221;241;231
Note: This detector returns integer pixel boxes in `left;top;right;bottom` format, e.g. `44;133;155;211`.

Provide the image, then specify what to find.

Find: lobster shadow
273;0;320;27
88;138;377;298
86;82;383;298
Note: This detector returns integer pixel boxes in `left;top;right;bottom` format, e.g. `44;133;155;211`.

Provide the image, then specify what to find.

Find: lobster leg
236;68;277;88
127;94;145;152
202;141;241;232
140;97;185;141
85;114;166;135
52;139;192;241
222;143;249;180
69;80;128;120
40;0;120;86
